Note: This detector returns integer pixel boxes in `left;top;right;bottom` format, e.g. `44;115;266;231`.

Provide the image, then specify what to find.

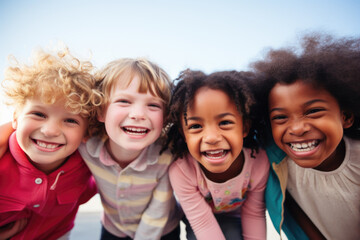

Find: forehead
112;74;160;97
269;80;338;107
188;87;237;114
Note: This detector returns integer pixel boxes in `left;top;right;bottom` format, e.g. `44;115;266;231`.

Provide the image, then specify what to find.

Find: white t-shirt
287;137;360;240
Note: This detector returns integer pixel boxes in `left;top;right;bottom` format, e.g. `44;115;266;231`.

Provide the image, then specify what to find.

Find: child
250;33;360;240
0;47;100;239
165;70;270;240
0;58;181;239
77;58;181;240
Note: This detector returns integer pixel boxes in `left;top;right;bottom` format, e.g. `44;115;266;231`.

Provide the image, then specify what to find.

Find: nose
288;118;310;136
203;126;222;145
129;105;146;120
41;120;61;137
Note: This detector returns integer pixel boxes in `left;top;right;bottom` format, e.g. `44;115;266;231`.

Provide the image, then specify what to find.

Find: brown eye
270;114;288;124
148;103;162;109
65;118;79;125
270;115;287;121
32;112;46;118
306;108;324;115
219;120;233;126
189;124;202;130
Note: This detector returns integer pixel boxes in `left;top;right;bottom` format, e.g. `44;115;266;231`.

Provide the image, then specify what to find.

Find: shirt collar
86;136;161;170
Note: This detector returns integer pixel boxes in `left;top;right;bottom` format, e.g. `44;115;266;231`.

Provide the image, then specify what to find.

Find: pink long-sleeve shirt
169;148;269;240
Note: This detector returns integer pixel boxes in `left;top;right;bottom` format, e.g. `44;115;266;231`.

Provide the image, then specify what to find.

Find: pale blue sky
1;0;360;123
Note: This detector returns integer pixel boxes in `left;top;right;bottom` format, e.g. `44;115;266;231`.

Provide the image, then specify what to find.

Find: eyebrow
269;99;328;113
112;92;163;102
186;112;236;121
269;107;282;114
304;99;327;107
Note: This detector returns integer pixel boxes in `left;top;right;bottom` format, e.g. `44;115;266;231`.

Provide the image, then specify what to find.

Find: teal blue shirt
265;142;309;240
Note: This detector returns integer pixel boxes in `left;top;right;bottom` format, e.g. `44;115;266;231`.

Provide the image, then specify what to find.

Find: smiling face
268;80;354;171
98;75;164;163
181;87;249;181
12;97;88;174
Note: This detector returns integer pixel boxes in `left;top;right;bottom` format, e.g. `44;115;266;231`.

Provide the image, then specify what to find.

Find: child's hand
0;219;28;240
0;122;14;157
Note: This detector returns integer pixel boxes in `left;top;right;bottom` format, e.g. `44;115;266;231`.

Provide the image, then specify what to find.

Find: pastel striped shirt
79;137;180;240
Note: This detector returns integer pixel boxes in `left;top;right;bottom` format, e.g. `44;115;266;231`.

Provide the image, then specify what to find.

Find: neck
105;139;142;168
314;139;345;172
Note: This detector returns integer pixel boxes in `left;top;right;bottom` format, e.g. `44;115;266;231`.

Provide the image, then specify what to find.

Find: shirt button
33;204;40;208
35;178;43;184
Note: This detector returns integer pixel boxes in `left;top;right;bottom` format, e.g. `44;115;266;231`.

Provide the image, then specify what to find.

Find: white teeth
208;150;223;154
37;141;59;149
289;140;318;152
124;127;147;135
128;127;146;132
205;150;226;159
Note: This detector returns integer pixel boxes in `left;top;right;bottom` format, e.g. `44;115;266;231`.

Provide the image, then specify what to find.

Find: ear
97;114;105;123
242;119;251;138
341;111;354;129
12;112;18;130
97;107;107;123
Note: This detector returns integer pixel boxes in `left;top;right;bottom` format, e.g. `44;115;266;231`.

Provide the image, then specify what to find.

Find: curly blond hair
2;47;103;137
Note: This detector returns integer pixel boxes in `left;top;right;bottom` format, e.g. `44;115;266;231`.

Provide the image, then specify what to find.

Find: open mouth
288;140;319;152
33;139;63;149
202;150;228;159
122;127;149;135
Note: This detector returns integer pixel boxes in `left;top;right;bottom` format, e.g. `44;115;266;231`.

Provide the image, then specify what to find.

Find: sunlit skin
12;98;88;174
98;75;164;167
268;80;354;171
181;87;249;183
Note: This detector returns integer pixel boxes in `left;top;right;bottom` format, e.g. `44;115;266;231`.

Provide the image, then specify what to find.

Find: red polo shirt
0;133;97;239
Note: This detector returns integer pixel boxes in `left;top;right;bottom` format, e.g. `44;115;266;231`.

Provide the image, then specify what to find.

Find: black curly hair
163;69;260;160
250;32;360;145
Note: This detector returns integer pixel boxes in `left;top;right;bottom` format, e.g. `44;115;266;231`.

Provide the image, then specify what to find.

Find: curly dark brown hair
249;32;360;144
163;69;260;160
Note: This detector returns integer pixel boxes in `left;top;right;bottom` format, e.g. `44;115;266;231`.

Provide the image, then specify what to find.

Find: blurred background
1;0;360;125
1;0;359;239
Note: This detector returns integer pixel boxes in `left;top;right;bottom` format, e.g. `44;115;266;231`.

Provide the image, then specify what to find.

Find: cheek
16;119;32;135
186;140;198;157
324;122;344;142
270;125;283;141
151;112;164;128
106;108;126;123
183;134;200;155
67;129;84;143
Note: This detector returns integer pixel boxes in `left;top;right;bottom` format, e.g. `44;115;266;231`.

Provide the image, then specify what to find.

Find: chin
292;159;322;169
